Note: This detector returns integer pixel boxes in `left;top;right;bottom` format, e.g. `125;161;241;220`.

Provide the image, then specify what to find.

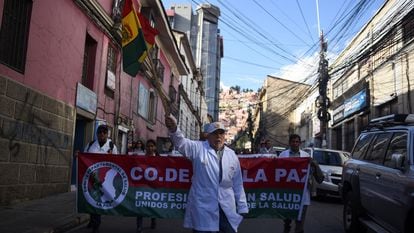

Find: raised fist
165;114;177;132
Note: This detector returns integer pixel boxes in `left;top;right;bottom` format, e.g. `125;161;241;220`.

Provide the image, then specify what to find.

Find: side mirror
391;153;405;170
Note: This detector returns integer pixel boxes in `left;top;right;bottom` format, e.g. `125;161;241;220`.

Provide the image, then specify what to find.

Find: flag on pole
121;0;147;76
137;12;159;49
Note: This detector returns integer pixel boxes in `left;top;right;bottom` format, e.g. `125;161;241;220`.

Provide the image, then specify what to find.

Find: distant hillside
219;89;259;145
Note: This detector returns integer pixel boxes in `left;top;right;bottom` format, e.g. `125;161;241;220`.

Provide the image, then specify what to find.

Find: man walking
165;115;248;233
84;124;118;233
279;134;310;233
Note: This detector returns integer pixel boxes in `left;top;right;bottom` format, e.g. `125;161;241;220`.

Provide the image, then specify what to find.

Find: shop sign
344;89;367;117
76;83;97;114
333;105;345;123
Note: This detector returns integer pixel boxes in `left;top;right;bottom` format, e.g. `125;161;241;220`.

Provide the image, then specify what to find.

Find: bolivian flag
137;12;159;50
122;0;147;76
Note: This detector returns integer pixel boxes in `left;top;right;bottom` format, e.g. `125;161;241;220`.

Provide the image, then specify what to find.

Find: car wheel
343;191;365;233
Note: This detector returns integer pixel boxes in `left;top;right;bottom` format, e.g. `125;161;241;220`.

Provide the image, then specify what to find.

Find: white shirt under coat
279;149;311;206
169;129;248;232
84;139;118;154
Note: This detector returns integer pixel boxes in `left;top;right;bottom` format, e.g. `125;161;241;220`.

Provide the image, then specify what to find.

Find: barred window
0;0;33;73
403;9;414;44
137;83;157;123
105;45;117;91
81;34;97;90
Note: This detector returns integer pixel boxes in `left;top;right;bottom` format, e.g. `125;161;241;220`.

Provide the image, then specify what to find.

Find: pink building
0;0;186;204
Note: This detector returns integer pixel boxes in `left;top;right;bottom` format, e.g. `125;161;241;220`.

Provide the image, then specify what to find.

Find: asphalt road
68;197;343;233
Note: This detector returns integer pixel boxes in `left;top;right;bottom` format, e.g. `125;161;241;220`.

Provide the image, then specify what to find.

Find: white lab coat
84;139;118;154
279;149;311;205
169;129;248;232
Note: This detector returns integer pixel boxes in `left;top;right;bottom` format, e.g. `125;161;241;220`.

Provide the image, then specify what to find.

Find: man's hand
165;114;178;132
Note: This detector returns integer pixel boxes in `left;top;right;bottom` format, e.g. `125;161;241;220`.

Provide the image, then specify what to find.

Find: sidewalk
0;191;89;233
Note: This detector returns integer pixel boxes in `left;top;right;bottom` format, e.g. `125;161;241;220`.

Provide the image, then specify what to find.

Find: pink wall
0;0;178;143
0;0;114;109
122;50;176;142
0;1;3;27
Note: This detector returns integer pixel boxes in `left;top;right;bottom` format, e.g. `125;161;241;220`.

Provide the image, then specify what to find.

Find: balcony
153;59;164;82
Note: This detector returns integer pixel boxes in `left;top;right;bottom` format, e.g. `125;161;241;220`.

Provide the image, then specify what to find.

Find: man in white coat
165;115;248;233
279;134;310;233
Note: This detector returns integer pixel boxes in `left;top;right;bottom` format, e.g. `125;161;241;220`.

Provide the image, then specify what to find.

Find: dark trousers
283;205;307;233
192;207;236;233
90;214;101;230
136;216;156;232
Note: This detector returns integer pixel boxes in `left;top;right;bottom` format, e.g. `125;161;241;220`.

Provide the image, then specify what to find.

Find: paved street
68;197;343;233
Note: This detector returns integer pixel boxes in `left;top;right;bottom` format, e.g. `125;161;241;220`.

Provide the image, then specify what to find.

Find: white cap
206;122;227;134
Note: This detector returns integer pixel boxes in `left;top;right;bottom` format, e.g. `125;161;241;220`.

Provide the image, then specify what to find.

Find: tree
230;85;241;94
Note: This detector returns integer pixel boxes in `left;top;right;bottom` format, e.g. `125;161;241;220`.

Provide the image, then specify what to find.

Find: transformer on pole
316;32;330;147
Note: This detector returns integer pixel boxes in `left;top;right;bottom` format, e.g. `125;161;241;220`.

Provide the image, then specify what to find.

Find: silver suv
304;147;350;198
340;114;414;233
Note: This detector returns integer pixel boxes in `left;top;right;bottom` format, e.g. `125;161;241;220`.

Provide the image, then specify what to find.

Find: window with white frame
138;83;157;123
148;89;156;122
105;45;117;92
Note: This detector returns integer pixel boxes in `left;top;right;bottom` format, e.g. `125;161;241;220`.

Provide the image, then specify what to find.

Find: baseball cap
206;122;227;134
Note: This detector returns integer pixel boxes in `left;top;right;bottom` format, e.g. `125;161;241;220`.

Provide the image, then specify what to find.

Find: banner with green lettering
241;157;310;219
77;153;310;219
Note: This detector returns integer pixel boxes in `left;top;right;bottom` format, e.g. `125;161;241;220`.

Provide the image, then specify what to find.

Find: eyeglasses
97;130;107;134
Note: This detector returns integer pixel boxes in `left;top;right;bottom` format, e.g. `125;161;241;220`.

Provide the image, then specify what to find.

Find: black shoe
283;227;291;233
86;221;92;228
150;219;156;229
91;227;100;233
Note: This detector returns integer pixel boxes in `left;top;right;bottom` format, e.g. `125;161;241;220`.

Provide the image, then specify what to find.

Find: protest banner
77;153;310;219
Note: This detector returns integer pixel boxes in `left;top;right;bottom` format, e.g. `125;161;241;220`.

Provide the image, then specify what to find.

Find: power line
295;0;317;43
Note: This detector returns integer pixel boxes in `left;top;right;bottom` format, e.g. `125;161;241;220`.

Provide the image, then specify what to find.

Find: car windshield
313;150;343;166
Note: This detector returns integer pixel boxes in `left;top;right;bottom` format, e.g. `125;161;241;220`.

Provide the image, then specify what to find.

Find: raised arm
165;114;199;160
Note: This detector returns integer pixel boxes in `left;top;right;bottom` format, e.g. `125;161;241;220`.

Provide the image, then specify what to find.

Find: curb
52;214;89;233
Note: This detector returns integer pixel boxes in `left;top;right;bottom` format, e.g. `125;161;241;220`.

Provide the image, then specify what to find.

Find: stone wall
0;76;74;205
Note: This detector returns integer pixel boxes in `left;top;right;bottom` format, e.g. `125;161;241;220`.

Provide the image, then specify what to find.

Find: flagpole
316;0;321;37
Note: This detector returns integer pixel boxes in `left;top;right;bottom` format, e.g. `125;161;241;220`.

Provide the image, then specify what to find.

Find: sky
161;0;386;91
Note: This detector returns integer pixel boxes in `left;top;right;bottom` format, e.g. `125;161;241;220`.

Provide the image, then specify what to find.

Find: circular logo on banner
82;161;129;209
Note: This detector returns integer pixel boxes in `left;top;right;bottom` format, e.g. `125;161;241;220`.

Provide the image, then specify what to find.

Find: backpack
87;140;114;153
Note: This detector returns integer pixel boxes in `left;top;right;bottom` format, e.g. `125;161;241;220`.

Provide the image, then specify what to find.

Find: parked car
303;147;350;198
340;114;414;233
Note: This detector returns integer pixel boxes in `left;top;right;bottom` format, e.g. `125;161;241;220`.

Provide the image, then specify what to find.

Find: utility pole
316;32;330;148
247;107;254;152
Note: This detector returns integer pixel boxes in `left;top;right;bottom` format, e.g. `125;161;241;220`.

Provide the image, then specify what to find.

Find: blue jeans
192;207;236;233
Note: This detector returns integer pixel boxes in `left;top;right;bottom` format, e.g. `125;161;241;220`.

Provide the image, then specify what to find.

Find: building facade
0;0;188;205
172;30;207;139
328;0;414;151
167;3;222;121
256;75;310;148
290;85;320;148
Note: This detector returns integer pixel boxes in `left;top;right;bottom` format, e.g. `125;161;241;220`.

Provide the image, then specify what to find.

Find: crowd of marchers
80;118;324;233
